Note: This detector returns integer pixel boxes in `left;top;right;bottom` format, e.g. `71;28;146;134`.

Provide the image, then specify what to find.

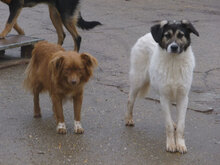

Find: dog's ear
49;52;65;77
52;56;64;70
181;20;199;37
81;53;98;69
151;20;168;43
80;53;98;81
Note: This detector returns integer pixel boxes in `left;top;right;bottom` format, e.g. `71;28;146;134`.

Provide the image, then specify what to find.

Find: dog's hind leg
13;22;25;35
48;5;66;45
160;96;176;152
126;81;147;126
33;85;42;118
176;95;188;154
0;6;22;38
62;17;81;52
126;88;138;126
126;73;150;126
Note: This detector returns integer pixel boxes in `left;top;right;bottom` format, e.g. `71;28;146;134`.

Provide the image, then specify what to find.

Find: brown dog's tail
77;12;102;30
23;56;35;93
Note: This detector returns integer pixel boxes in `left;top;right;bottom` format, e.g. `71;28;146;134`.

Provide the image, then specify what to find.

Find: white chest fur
149;46;195;100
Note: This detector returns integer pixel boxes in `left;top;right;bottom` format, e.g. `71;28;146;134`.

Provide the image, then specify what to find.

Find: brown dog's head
49;51;98;87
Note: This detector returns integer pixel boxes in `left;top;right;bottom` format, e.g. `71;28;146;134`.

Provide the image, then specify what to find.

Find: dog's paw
74;121;84;134
125;118;135;126
0;34;5;39
56;122;67;134
176;138;187;154
166;137;176;153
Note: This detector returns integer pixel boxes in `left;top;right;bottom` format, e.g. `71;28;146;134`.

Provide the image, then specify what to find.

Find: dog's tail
23;42;41;93
77;12;101;30
23;56;35;93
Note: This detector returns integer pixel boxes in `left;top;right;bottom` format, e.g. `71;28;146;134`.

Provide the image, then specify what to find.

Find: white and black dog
126;20;199;153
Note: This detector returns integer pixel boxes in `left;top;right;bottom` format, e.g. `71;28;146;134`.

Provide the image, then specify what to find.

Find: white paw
74;120;84;134
176;138;187;154
166;137;176;152
125;118;135;126
56;122;67;134
125;114;135;126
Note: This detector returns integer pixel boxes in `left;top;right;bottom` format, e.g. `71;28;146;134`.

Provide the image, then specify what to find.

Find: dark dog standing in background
0;0;101;51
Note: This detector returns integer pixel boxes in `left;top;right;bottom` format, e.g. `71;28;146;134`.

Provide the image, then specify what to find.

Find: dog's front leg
0;6;22;38
160;96;176;152
73;91;84;134
51;95;66;134
176;95;188;154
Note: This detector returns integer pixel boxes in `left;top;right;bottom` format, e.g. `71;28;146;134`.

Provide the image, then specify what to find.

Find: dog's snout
167;42;180;54
71;80;77;85
171;44;178;52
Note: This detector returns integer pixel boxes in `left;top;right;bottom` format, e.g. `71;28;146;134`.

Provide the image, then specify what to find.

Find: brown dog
24;41;98;134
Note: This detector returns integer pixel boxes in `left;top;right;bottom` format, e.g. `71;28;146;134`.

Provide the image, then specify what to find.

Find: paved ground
0;0;220;164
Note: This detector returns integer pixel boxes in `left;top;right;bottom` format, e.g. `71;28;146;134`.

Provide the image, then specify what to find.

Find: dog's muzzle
167;42;180;54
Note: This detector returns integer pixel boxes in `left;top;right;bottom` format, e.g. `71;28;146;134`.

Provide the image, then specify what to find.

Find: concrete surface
0;0;220;164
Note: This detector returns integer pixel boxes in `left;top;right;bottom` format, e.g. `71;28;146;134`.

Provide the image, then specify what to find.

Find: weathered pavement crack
96;81;214;114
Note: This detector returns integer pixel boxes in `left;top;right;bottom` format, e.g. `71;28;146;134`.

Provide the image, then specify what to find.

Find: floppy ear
181;20;199;37
81;53;98;68
151;20;168;43
49;53;64;78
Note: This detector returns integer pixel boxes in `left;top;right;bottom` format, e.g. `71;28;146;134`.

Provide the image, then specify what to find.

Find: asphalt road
0;0;220;164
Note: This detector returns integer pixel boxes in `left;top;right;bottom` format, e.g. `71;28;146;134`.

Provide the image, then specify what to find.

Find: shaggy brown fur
24;41;97;134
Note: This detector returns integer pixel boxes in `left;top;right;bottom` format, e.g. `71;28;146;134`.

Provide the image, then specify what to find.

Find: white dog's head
151;20;199;54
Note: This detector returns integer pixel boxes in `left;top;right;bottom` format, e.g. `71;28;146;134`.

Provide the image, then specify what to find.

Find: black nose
71;80;77;85
171;45;178;52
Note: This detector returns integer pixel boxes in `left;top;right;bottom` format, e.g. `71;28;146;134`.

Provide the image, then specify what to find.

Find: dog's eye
73;68;82;72
164;33;171;39
177;33;184;38
65;68;72;72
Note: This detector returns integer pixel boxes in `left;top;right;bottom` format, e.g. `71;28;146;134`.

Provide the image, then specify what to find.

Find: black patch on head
181;20;199;37
151;20;199;52
151;21;168;43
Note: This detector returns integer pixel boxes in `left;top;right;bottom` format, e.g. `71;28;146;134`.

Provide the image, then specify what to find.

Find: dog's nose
71;80;77;85
171;44;178;52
